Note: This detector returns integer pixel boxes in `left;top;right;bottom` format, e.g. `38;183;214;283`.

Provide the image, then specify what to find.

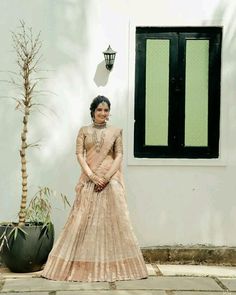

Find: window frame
127;23;226;166
134;27;222;159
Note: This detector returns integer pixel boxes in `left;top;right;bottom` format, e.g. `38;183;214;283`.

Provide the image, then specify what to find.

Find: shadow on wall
93;60;109;86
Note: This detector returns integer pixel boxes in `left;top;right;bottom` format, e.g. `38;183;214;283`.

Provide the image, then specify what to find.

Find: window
134;27;222;158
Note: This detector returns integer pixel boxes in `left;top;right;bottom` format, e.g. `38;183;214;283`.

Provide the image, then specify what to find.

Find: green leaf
25;186;70;224
14;227;18;240
18;226;28;236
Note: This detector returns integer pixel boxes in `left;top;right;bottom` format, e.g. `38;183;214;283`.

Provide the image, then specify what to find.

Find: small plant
0;187;70;252
25;186;70;225
0;223;27;252
0;228;9;252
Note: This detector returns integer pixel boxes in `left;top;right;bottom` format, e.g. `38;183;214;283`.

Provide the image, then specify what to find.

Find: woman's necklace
92;122;106;153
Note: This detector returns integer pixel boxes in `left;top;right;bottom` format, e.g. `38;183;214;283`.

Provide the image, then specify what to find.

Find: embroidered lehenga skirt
41;125;148;282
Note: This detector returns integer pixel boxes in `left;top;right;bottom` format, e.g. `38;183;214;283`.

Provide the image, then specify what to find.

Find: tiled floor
1;264;236;294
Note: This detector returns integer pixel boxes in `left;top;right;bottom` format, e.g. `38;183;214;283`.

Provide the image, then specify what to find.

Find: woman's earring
106;113;111;121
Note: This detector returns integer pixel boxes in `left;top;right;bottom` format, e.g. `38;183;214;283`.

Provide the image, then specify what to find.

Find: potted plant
0;186;70;272
0;21;70;273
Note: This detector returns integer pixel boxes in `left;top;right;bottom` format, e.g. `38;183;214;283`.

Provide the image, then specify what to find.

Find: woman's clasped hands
89;173;109;192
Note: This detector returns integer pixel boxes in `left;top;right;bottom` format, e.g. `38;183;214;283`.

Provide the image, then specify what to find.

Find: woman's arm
104;129;123;181
76;127;94;178
76;127;107;186
95;129;123;192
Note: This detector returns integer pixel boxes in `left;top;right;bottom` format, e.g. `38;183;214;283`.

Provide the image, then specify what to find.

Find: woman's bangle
88;172;95;181
103;175;110;182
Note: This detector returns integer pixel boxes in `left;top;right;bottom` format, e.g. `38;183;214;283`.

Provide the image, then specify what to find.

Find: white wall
0;0;236;247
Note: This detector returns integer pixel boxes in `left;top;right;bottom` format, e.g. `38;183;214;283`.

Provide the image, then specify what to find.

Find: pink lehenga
41;124;148;282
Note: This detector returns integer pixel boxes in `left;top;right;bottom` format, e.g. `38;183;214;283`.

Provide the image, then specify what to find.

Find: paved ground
1;264;236;294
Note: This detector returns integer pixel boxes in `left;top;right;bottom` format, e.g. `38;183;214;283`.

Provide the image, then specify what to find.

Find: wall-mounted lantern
103;45;116;71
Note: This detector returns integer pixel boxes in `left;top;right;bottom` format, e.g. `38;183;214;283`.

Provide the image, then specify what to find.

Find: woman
42;95;148;282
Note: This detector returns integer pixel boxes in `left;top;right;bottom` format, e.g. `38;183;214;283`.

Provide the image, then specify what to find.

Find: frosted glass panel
185;40;209;147
145;39;169;146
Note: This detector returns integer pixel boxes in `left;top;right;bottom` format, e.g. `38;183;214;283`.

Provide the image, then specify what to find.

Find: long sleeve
76;127;94;178
104;129;123;181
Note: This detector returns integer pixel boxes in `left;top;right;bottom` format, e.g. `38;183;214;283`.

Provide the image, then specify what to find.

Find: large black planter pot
0;222;54;272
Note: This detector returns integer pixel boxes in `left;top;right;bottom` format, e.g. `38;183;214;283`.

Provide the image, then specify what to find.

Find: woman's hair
90;95;111;119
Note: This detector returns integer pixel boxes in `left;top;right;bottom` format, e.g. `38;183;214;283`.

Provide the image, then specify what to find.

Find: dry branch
11;21;43;226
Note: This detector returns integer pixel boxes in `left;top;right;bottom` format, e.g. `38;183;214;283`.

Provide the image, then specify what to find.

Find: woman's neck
92;121;107;128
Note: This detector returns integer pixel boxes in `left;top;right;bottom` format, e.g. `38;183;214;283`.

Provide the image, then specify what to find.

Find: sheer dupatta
75;126;123;193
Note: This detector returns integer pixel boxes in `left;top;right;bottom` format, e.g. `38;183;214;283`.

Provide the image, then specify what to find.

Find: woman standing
42;95;148;282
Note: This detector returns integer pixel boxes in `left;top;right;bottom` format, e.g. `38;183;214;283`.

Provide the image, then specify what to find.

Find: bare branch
0;70;18;76
0;96;24;112
27;141;41;149
28;81;38;96
0;79;22;88
31;77;48;82
15;101;24;110
29;55;43;73
30;102;58;118
33;69;55;73
30;106;51;119
33;90;58;96
0;95;20;101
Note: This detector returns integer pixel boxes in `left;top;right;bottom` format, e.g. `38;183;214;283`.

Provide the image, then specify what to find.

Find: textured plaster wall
0;0;236;247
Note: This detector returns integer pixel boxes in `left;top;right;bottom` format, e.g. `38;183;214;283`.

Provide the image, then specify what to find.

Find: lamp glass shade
103;45;116;70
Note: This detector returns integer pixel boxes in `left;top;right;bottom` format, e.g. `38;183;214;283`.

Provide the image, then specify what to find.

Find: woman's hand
89;173;108;191
94;176;109;192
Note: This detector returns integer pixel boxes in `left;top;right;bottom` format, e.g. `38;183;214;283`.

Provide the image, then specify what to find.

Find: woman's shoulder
80;124;92;128
78;124;92;132
107;125;123;135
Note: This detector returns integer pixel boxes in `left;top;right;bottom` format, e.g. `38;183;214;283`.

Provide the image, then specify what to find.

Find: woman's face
94;102;110;124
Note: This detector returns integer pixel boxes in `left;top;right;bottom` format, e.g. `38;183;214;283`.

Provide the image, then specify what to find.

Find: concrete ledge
1;246;236;268
141;246;236;266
